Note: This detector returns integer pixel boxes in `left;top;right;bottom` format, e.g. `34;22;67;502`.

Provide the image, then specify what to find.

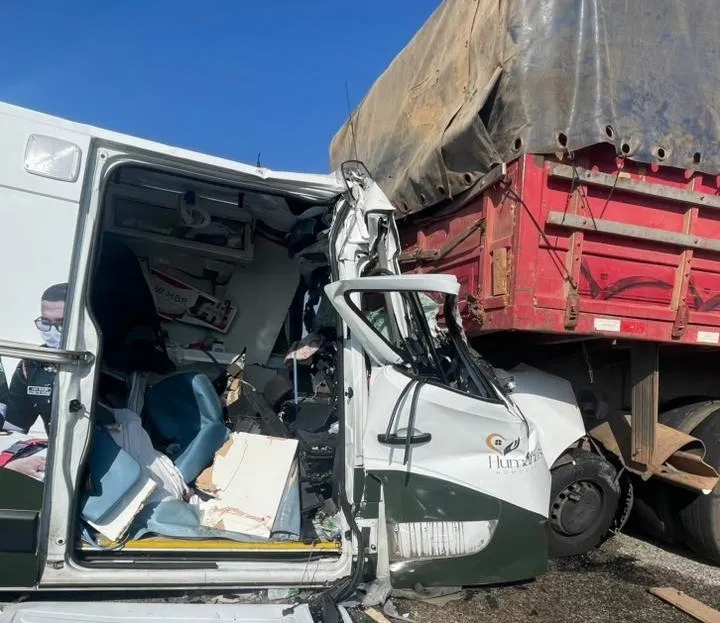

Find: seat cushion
143;372;229;482
81;427;143;524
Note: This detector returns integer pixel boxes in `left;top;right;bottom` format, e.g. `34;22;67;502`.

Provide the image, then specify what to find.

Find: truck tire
547;448;621;558
660;400;720;436
630;402;720;561
677;412;720;563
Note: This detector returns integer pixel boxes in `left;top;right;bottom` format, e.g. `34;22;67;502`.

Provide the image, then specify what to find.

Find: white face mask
40;326;62;349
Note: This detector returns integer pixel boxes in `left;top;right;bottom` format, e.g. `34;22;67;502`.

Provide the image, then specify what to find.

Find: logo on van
486;433;520;456
487;447;544;473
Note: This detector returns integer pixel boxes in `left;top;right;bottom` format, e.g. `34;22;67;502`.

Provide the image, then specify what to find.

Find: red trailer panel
399;145;720;347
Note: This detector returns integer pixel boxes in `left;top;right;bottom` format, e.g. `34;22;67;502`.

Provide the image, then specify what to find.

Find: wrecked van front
325;162;563;589
0;104;568;617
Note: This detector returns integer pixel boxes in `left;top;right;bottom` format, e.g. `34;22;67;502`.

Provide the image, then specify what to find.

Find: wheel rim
549;480;604;537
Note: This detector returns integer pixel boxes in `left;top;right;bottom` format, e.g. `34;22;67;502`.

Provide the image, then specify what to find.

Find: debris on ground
347;533;720;623
391;586;464;607
383;599;415;622
648;587;720;623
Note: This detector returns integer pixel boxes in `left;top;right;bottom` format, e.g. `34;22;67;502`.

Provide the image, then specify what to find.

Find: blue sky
0;2;437;172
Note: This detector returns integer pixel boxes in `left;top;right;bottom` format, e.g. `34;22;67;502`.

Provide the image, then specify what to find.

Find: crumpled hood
495;364;586;468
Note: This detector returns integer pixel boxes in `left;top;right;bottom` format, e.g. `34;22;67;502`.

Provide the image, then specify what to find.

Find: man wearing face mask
3;283;68;436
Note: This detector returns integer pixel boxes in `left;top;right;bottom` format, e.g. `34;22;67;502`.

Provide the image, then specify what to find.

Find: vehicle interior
74;163;346;562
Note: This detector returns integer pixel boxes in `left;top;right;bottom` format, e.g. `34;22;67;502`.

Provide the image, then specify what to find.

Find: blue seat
142;372;229;483
81;426;144;525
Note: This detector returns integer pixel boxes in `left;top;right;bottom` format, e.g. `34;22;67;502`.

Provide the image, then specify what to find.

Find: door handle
377;429;432;446
380;378;430;464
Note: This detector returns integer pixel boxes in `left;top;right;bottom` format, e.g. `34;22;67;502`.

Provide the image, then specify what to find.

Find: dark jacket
4;359;56;434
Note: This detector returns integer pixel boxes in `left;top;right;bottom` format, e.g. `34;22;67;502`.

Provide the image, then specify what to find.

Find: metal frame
549;163;720;210
629;343;659;470
0;339;93;366
546;211;720;254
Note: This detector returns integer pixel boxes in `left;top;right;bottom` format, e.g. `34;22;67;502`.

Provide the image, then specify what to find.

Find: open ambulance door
325;273;553;588
1;103;355;605
0;114;99;589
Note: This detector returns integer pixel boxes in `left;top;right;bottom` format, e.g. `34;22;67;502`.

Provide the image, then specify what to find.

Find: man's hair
42;283;69;303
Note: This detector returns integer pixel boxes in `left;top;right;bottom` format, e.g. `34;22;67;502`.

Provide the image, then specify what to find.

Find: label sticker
697;331;720;345
27;386;52;397
593;317;621;332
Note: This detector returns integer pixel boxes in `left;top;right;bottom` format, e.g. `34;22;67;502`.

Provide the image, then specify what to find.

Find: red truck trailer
331;0;720;563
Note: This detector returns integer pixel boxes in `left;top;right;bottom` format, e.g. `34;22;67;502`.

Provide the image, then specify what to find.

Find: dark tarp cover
330;0;720;216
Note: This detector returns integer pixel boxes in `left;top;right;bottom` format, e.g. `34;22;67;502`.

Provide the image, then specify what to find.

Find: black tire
627;476;683;545
658;396;716;415
629;402;720;560
660;400;720;435
547;448;621;558
677;411;720;563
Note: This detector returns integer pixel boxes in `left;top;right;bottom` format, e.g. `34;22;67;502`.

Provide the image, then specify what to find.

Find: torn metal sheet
382;599;416;623
589;415;719;493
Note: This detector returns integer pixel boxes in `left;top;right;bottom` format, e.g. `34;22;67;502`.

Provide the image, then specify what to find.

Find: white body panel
0;110;90;394
363;365;551;517
502;364;586;468
324;274;460;366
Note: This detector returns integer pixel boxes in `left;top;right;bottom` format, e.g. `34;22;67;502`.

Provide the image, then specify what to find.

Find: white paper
198;432;298;539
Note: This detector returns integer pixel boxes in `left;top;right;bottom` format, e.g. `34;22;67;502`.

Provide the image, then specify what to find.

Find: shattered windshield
358;289;498;401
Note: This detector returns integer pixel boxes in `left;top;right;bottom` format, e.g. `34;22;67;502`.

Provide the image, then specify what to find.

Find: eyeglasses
35;317;63;332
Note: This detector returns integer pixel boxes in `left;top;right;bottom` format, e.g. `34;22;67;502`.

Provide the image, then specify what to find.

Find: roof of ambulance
0;100;345;202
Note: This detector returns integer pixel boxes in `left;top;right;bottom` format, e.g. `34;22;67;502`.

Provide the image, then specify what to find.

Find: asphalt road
360;533;720;623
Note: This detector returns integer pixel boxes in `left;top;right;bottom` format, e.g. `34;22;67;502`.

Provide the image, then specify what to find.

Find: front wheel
547;448;621;558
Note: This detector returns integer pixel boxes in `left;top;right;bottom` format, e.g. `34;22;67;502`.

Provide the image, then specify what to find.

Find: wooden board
649;587;720;623
364;609;393;623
